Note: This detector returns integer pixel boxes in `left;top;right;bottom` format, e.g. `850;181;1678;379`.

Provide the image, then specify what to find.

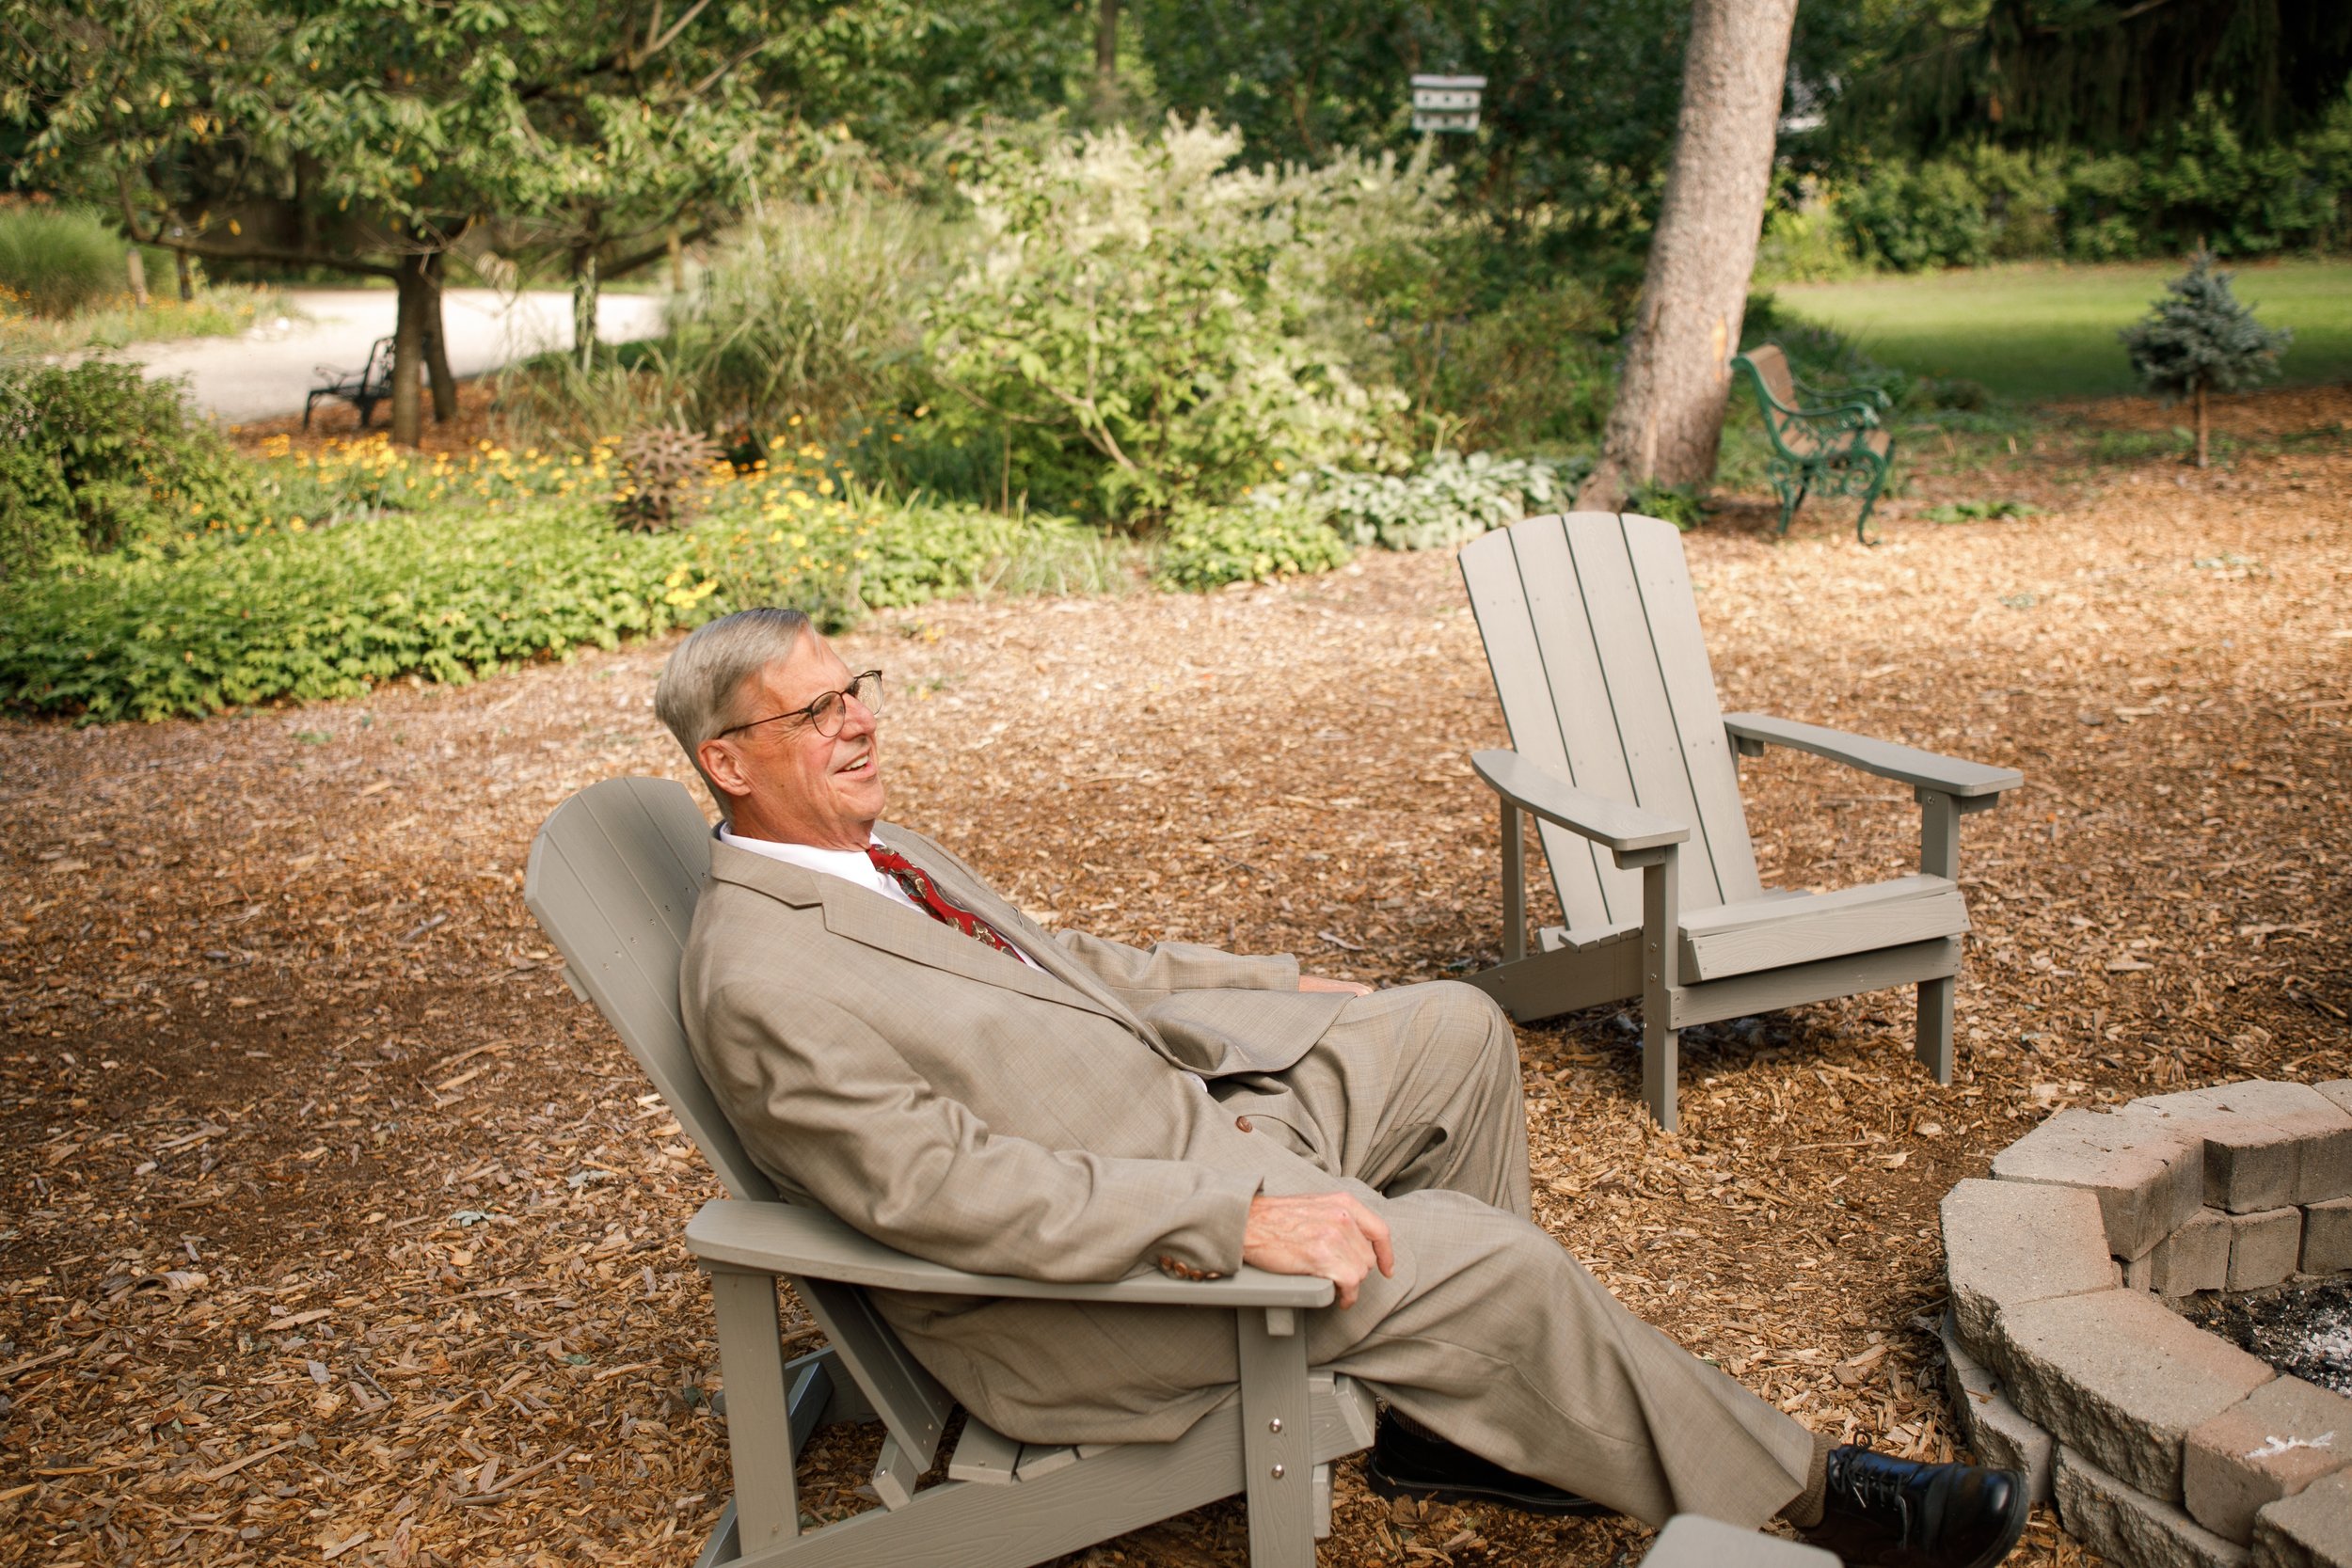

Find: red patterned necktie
865;844;1025;958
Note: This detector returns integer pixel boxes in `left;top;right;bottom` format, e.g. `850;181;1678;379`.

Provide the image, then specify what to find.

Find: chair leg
1635;851;1682;1132
1915;974;1955;1084
1644;1013;1681;1132
1236;1308;1314;1568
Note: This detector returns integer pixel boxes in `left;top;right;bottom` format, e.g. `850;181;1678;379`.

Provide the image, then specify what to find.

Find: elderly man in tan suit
657;608;2026;1568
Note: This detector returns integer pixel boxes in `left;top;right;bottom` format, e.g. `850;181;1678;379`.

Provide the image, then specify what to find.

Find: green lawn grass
1775;258;2352;404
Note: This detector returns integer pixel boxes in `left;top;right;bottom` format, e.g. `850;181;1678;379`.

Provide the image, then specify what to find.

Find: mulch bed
4;385;2346;1568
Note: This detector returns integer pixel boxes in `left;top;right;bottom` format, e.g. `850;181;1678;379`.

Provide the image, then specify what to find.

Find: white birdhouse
1410;74;1486;135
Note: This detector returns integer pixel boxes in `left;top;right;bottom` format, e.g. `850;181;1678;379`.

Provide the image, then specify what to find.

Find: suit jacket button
1234;1115;1254;1132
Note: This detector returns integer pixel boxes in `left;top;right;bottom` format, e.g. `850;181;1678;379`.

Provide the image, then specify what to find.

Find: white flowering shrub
924;116;1449;519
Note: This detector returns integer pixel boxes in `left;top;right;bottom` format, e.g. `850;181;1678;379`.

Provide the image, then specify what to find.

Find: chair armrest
1722;714;2022;799
684;1198;1336;1309
1470;750;1688;854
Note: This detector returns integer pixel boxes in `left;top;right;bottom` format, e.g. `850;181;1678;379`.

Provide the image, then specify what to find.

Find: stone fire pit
1941;1079;2352;1568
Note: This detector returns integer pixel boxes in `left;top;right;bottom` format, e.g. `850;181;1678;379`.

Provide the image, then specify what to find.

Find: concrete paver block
2302;1198;2352;1275
2250;1467;2352;1568
2314;1082;2352;1123
1994;1289;2274;1501
2058;1444;2251;1568
2230;1209;2306;1291
1944;1178;2119;1347
2157;1210;2235;1297
1943;1312;2055;1506
2134;1084;2352;1211
1994;1108;2208;1259
2185;1377;2352;1545
2127;1251;2157;1289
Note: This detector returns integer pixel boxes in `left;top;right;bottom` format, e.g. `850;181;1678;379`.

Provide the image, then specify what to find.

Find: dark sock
1779;1432;1837;1529
1389;1408;1446;1444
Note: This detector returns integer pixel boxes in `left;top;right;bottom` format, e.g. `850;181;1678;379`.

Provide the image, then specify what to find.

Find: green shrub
1282;451;1588;553
0;360;255;580
1395;279;1620;453
688;483;1125;626
0;506;711;721
1153;498;1352;590
1626;479;1705;531
0;206;128;317
1840;161;1991;272
925;116;1444;518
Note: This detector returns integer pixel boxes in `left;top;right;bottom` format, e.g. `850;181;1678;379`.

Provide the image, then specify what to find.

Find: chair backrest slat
525;776;776;1202
1459;515;1761;931
1619;519;1761;903
1465;514;1640;927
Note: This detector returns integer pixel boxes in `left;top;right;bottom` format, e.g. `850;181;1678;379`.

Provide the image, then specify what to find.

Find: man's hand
1299;974;1374;996
1242;1191;1394;1308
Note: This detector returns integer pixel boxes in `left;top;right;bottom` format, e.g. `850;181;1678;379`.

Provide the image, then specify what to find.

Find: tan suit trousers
937;983;1814;1528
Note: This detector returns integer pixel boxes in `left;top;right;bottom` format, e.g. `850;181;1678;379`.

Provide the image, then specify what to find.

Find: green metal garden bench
1730;345;1894;544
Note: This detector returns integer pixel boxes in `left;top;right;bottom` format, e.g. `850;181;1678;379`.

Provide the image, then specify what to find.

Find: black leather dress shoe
1803;1446;2029;1568
1361;1411;1613;1517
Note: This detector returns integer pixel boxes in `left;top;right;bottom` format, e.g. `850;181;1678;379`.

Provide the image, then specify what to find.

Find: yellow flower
816;478;834;496
768;530;784;543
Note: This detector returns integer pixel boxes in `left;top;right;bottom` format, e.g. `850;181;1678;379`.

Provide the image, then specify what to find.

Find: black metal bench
305;336;397;430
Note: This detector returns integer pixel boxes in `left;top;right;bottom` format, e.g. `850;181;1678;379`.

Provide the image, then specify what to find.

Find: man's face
703;634;883;849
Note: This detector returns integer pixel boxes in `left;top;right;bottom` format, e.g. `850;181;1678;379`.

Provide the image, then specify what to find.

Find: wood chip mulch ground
4;385;2346;1568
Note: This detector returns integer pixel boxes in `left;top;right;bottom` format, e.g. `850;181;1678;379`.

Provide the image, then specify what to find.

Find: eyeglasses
716;670;883;740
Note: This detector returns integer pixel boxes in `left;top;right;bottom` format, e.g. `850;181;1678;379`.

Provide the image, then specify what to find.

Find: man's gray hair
654;607;812;821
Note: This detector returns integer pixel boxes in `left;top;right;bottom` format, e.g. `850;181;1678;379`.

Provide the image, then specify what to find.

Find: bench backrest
1736;345;1799;413
524;775;777;1201
1459;513;1761;930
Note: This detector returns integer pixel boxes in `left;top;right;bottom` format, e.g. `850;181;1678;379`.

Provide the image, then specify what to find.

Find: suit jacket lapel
876;825;1151;1030
707;833;1142;1032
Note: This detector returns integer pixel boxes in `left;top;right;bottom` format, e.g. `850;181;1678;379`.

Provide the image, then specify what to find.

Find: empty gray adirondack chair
1457;513;2022;1131
524;776;1374;1568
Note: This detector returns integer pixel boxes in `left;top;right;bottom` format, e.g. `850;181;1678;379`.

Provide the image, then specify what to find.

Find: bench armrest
1470;750;1689;854
685;1197;1336;1309
1723;714;2022;799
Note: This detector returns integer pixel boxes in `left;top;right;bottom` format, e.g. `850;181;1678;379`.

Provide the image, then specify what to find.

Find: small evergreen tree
2119;251;2291;468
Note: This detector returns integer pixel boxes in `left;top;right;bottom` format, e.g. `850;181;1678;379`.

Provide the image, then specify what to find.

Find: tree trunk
572;244;600;371
421;250;457;423
1577;0;1800;512
1093;0;1120;118
173;248;195;302
2194;377;2209;467
391;251;430;448
125;247;149;309
668;230;685;293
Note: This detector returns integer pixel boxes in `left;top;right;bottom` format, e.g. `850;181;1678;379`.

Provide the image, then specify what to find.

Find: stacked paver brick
1940;1080;2352;1568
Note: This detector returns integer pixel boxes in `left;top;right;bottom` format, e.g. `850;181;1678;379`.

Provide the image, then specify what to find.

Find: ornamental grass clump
2119;251;2291;467
613;424;726;530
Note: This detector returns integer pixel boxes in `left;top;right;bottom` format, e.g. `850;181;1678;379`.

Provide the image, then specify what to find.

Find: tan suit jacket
679;824;1354;1283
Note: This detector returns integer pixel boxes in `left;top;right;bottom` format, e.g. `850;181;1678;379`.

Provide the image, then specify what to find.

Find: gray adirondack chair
524;776;1374;1568
1457;513;2022;1131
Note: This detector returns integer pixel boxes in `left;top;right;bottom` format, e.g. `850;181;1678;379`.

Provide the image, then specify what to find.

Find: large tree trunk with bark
421;250;457;423
391;250;430;447
1577;0;1800;512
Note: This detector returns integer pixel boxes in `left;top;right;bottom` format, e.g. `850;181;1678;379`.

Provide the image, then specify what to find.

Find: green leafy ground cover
1776;259;2352;402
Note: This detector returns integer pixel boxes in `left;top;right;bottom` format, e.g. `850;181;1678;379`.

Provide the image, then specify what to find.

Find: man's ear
696;736;757;805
